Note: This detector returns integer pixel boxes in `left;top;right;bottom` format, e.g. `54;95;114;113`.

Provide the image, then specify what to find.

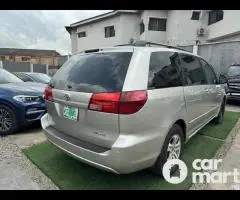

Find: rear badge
93;131;106;137
64;94;71;101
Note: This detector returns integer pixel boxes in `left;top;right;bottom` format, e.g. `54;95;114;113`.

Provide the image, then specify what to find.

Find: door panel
200;58;222;116
179;54;210;136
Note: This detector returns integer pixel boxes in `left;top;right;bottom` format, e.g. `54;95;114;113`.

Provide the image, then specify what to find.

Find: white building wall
69;10;240;53
119;14;140;44
76;15;122;52
166;10;203;46
140;10;168;43
70;31;78;53
207;10;240;41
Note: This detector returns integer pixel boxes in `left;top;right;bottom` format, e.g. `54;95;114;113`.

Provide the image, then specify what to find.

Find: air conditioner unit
197;28;205;36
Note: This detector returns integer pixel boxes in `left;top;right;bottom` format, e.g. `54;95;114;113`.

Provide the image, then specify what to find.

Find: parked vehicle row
226;64;240;101
0;69;46;135
13;72;51;84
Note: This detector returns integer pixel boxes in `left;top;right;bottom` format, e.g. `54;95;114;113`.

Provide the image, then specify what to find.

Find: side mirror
219;74;229;94
219;74;228;85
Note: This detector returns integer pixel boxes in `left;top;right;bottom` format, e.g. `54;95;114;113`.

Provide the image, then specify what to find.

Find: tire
0;105;19;136
213;100;225;124
151;124;184;176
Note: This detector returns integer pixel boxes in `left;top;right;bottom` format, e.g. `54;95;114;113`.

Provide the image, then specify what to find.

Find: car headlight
13;95;41;103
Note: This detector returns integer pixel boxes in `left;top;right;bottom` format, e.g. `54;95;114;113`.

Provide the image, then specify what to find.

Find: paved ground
192;101;240;190
9;124;46;149
0;101;239;190
207;119;240;190
208;100;240;190
0;124;57;190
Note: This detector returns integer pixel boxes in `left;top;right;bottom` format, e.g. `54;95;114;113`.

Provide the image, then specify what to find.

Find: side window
200;59;218;84
148;51;183;89
179;54;206;86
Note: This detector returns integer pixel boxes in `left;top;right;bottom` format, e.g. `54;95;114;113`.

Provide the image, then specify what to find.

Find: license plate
63;106;78;121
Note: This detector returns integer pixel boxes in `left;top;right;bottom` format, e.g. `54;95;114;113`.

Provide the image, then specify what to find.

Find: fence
178;41;240;75
0;60;59;77
0;55;70;76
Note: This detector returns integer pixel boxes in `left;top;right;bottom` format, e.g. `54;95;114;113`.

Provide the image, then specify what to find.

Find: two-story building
0;48;60;66
66;10;240;53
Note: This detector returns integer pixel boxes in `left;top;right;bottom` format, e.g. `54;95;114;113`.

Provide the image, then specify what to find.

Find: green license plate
63;106;78;121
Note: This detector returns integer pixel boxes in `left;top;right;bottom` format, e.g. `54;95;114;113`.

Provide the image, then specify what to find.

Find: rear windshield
50;52;132;93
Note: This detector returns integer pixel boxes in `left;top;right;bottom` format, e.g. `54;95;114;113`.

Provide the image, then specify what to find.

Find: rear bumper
41;113;160;174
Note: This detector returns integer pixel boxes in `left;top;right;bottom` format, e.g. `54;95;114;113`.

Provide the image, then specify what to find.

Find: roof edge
68;10;139;30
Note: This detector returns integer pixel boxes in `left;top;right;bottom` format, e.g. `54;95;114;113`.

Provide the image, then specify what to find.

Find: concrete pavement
207;118;240;190
0;124;57;190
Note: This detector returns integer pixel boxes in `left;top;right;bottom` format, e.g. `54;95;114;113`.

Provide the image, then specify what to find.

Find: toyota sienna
41;41;226;175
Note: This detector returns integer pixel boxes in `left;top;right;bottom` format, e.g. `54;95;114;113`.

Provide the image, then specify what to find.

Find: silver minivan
41;42;226;175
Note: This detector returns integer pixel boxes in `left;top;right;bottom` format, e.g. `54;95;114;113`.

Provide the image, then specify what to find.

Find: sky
0;10;112;55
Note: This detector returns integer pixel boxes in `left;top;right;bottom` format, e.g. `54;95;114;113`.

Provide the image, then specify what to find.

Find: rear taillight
88;90;147;115
44;86;53;101
88;92;121;114
119;91;148;114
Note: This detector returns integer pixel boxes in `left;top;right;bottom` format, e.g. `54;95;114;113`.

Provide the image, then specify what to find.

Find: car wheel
0;105;19;136
213;100;225;124
151;124;184;176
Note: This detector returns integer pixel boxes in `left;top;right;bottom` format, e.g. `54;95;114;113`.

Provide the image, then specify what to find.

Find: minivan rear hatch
46;50;133;149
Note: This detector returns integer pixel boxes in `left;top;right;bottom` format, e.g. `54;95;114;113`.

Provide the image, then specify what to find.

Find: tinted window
200;59;217;84
148;51;183;89
50;52;132;93
179;54;206;85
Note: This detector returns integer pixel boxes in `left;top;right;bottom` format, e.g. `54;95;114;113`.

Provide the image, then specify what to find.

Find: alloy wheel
167;134;181;160
0;108;13;132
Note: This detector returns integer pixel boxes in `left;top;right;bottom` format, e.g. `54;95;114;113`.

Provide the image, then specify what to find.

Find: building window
140;21;145;35
21;57;30;61
105;26;115;38
0;56;5;61
148;18;167;31
78;31;86;38
191;11;200;20
208;10;224;25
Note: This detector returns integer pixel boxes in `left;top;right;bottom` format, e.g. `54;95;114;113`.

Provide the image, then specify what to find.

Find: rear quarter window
148;51;183;89
50;52;133;93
